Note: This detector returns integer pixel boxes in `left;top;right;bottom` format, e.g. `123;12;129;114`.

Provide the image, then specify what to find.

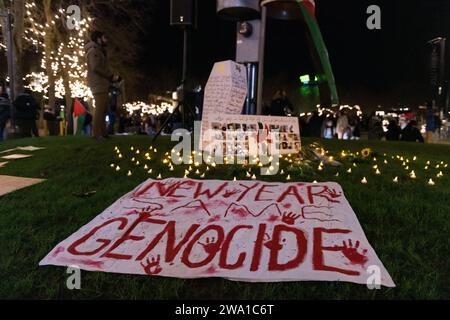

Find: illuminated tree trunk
12;0;25;97
43;0;56;111
61;45;73;134
0;0;25;98
0;1;7;54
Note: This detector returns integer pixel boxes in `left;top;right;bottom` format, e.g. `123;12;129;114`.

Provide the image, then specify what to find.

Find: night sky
317;0;450;108
141;0;450;110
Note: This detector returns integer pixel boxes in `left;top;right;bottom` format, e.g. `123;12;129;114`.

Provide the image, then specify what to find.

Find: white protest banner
40;178;395;287
201;113;301;156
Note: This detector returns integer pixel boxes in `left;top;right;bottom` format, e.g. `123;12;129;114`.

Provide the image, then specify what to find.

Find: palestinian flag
73;98;87;135
298;0;339;106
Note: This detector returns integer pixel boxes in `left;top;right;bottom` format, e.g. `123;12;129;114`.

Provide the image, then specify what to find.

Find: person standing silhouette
85;31;119;140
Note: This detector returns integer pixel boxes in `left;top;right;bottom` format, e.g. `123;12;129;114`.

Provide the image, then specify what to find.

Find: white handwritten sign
202;60;247;117
40;178;395;287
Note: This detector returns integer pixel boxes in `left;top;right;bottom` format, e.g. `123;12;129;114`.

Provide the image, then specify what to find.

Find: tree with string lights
0;0;25;98
23;1;92;115
1;0;162;134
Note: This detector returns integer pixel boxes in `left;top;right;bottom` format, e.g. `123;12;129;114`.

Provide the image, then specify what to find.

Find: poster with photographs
200;114;301;156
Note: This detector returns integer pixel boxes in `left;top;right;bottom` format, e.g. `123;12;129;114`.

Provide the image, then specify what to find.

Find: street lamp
217;0;261;115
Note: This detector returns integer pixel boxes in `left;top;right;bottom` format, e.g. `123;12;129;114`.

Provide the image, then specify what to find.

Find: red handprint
341;239;368;266
282;212;300;225
323;187;342;203
198;237;220;255
141;255;163;275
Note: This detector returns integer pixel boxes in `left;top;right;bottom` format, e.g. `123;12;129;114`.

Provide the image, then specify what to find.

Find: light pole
217;0;261;115
427;37;446;114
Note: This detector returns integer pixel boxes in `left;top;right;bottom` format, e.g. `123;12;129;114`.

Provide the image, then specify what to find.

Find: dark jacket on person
85;41;114;95
270;98;293;116
308;113;323;137
0;96;11;126
386;121;401;141
13;93;39;120
434;115;442;130
368;121;384;140
401;123;424;143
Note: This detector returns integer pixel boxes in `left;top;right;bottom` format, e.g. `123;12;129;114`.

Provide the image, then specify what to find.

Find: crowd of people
0;30;439;145
0;81;434;146
0;82;42;141
260;89;429;143
300;109;363;140
299;110;426;143
119;107;195;137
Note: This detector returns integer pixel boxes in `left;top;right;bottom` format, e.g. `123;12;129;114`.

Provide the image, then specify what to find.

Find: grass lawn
0;135;449;299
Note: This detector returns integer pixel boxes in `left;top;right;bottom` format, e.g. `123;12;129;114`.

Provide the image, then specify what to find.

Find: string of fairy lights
124;101;174;116
109;143;447;188
23;2;93;100
300;105;363;118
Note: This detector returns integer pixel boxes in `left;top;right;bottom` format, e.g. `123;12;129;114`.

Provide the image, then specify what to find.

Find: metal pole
181;27;189;128
256;5;266;115
439;38;446;113
245;62;257;115
182;28;189;85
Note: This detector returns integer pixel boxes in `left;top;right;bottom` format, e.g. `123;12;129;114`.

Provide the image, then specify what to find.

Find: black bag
44;111;57;121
